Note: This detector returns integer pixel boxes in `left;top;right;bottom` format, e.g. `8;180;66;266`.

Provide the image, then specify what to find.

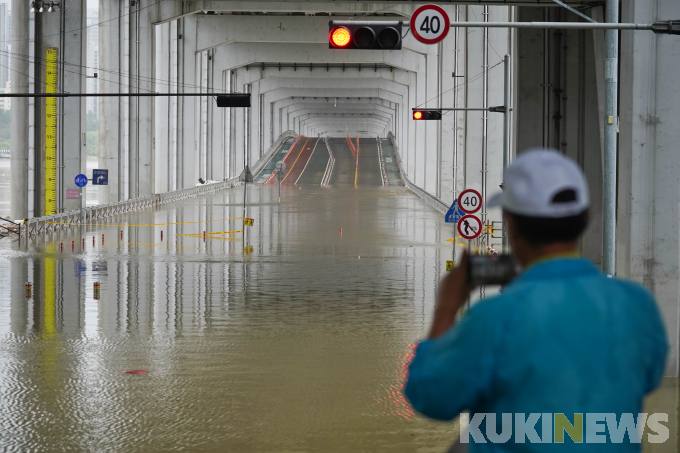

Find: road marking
321;137;336;187
295;137;321;186
354;136;360;188
281;138;309;184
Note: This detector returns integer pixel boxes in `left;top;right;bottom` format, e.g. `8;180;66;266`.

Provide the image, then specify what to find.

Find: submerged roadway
0;136;459;451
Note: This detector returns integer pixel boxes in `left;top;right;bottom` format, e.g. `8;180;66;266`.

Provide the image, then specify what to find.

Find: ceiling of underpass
170;0;603;138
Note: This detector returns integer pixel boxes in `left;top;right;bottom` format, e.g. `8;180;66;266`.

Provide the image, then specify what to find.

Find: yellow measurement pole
42;245;57;336
44;48;58;215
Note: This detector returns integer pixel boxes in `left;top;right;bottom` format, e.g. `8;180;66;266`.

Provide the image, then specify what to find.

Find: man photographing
404;149;668;450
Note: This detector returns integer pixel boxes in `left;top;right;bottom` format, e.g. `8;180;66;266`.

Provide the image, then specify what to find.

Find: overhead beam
183;1;601;17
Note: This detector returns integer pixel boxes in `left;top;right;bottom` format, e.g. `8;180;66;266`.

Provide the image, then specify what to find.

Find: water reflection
0;184;462;452
2;184;679;452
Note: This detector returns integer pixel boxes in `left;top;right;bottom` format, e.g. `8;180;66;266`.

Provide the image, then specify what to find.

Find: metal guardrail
252;130;297;179
376;137;388;186
387;133;448;214
20;178;239;241
17;131;298;243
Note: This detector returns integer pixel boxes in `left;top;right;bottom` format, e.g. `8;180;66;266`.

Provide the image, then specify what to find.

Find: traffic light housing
412;109;443;121
329;21;402;50
216;94;251;108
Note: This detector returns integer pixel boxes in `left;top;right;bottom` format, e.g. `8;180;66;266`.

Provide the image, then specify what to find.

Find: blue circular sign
74;173;88;188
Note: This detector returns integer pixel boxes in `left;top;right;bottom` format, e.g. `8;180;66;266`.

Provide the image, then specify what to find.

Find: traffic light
216;94;251;108
329;21;402;50
412;109;442;121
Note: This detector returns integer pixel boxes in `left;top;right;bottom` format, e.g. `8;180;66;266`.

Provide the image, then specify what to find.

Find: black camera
468;254;518;287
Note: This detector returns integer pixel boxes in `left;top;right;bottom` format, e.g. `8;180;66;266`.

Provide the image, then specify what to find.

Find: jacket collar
511;257;600;285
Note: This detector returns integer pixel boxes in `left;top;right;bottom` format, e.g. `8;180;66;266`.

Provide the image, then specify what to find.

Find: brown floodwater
0;184;463;452
0;183;677;452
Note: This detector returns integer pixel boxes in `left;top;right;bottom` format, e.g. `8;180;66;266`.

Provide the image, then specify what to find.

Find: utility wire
0;48;208;93
415;58;504;109
0;50;233;95
0;0;163;45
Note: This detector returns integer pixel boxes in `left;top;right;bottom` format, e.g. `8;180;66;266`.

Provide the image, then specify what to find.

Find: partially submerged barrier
387;133;448;214
20;178;239;242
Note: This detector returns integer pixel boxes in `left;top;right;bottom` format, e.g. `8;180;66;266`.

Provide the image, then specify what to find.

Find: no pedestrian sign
410;4;451;45
458;214;482;240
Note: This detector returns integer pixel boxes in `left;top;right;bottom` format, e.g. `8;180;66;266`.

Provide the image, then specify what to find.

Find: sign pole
502;54;511;253
603;0;619;276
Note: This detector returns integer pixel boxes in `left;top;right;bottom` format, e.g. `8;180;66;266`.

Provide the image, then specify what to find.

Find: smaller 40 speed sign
410;4;451;45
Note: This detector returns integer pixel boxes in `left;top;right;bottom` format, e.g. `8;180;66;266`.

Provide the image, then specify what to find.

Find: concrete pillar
154;22;170;193
515;6;604;265
60;0;86;212
98;0;121;203
10;0;29;220
619;0;680;376
129;0;154;197
34;0;85;213
179;15;198;188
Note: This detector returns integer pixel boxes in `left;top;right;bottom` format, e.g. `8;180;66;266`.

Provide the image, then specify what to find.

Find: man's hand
428;253;472;339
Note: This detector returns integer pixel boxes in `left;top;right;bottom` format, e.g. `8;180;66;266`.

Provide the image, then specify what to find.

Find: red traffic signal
412;109;443;121
330;26;352;48
329;21;402;50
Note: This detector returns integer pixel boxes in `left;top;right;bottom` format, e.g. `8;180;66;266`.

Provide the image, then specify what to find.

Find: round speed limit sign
410;4;451;45
458;188;483;214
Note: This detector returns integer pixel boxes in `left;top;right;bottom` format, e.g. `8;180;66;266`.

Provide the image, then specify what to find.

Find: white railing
18;131;300;242
376;136;388;186
253;130;297;179
20;178;239;241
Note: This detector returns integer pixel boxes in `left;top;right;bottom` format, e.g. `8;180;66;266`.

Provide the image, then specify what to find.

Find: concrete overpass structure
9;0;680;371
2;0;680;448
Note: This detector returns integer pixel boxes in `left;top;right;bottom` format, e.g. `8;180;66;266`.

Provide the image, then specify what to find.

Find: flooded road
1;181;678;452
0;184;461;452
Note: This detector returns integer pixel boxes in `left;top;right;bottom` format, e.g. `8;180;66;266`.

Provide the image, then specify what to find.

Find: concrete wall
619;0;680;376
516;0;680;376
516;6;604;266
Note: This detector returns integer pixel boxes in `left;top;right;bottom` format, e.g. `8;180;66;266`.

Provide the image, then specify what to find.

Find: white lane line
295;137;321;186
321;137;336;187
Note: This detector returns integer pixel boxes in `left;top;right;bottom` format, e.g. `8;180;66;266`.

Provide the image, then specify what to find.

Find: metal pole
603;0;619;275
10;0;29;220
502;54;511;252
452;4;460;265
502;55;511;172
414;107;507;112
446;21;649;30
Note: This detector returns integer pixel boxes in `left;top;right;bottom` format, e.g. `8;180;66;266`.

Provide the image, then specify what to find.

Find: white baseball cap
487;149;590;218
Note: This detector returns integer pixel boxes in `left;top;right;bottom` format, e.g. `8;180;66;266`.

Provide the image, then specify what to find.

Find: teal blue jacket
404;258;668;452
